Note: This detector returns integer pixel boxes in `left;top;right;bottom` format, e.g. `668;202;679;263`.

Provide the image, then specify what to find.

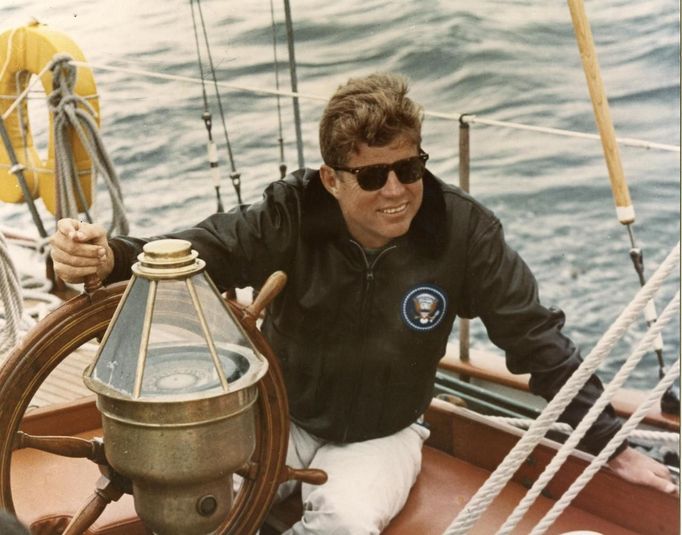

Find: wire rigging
282;0;305;169
189;0;224;212
625;224;679;413
269;0;287;179
193;0;243;206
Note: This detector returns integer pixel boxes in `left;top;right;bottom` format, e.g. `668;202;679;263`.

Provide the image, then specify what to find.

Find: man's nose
381;171;405;195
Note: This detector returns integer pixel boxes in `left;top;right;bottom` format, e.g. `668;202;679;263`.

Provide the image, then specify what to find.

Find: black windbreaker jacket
108;169;622;454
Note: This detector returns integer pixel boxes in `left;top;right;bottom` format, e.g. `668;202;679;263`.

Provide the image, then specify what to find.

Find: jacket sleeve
106;180;300;291
465;218;625;456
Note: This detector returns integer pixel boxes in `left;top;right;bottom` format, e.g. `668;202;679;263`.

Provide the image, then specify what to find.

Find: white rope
67;59;679;154
0;232;64;361
48;54;129;237
1;57;676;161
459;115;680;153
496;289;680;534
443;241;680;535
486;417;680;447
0;231;24;358
530;354;681;535
4;56;676;154
71;59;329;102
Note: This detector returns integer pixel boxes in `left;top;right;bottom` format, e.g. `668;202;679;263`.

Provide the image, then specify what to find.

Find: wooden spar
568;0;678;411
567;0;635;225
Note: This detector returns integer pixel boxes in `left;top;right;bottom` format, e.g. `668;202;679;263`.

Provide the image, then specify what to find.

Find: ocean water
1;0;679;389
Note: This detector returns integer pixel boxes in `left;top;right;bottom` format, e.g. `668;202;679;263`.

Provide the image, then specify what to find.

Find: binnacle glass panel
92;275;150;395
136;273;257;398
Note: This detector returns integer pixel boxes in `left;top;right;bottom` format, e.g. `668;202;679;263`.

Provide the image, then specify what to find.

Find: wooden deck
27;345;96;410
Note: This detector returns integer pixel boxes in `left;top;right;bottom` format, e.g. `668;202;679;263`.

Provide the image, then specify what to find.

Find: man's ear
319;165;339;198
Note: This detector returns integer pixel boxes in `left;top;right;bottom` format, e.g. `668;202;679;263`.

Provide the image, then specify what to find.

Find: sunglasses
331;150;429;191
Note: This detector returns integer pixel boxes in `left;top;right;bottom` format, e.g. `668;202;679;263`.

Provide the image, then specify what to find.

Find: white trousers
279;421;430;535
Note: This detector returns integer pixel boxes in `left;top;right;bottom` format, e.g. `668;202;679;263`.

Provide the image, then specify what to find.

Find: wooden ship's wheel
0;277;324;534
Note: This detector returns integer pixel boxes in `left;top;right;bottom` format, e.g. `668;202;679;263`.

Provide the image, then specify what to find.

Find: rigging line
189;0;224;213
71;59;327;99
283;0;305;169
436;112;680;153
189;0;210;117
68;60;679;153
270;0;287;179
0;117;47;238
195;0;242;205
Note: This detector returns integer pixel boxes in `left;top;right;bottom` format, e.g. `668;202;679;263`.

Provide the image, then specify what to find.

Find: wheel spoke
13;432;106;464
280;466;328;486
62;475;124;535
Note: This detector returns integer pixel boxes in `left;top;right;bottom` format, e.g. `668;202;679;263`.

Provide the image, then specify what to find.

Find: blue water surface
1;0;679;388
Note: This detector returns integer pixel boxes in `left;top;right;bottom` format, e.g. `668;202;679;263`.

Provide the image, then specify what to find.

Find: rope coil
48;54;129;237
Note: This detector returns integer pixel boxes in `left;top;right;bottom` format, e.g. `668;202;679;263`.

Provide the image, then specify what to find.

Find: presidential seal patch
401;285;447;331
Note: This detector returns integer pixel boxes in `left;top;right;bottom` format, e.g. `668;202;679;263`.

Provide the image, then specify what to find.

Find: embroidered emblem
401;285;447;331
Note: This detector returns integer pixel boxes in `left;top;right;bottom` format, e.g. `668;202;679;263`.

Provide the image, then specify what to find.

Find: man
51;73;675;534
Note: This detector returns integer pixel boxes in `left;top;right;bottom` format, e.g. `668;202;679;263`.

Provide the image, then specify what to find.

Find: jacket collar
300;168;447;256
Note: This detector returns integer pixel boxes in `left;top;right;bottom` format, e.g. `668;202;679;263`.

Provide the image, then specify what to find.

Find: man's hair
319;73;423;166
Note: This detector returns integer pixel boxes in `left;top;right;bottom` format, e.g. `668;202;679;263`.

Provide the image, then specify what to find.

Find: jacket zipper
341;241;397;441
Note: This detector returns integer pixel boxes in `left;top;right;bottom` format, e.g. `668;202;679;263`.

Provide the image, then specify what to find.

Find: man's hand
50;219;114;284
608;446;678;495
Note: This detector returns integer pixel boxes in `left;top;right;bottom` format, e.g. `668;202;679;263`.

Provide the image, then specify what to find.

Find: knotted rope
444;241;680;535
48;54;128;236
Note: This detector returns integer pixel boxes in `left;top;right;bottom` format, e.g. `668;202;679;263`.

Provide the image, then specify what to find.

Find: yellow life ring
0;20;99;215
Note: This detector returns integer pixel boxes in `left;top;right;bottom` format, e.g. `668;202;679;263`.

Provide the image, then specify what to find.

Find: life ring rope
0;21;128;237
47;54;128;235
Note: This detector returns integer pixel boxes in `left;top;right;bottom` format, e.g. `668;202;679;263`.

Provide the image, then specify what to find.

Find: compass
141;344;250;396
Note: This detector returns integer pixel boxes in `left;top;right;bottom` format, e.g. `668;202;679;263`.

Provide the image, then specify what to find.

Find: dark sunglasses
331;150;429;191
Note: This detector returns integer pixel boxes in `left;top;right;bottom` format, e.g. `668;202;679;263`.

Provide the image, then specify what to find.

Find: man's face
321;136;424;249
